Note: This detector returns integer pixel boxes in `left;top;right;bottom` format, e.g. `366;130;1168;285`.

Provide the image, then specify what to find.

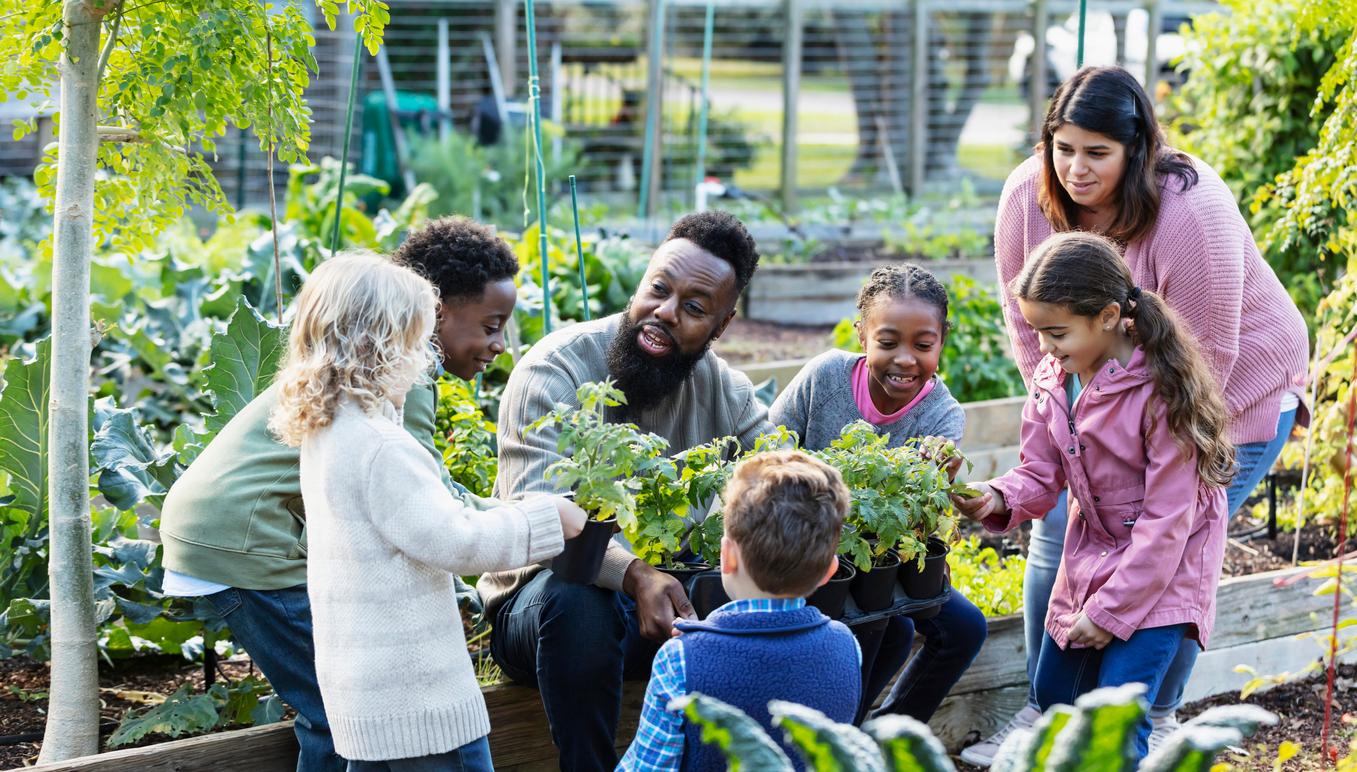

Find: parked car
1008;9;1194;97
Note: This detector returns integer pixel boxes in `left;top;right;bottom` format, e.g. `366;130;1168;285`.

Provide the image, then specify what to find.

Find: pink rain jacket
984;349;1227;650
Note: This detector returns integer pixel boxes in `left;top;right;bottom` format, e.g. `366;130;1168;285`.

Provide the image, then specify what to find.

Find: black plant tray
838;580;951;627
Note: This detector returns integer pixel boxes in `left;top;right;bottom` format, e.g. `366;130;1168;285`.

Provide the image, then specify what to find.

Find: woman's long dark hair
1011;232;1235;487
1038;66;1199;245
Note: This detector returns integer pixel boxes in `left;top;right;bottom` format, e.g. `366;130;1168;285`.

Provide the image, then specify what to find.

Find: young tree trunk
38;0;106;762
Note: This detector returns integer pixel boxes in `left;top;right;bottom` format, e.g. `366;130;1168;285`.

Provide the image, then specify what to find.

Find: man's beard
605;312;712;414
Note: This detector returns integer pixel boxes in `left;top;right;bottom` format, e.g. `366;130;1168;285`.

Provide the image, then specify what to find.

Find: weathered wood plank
958;396;1026;451
949;565;1347;696
485;681;646;769
24;720;299;772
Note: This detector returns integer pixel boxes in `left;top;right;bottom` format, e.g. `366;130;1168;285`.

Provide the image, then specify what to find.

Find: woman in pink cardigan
962;66;1310;767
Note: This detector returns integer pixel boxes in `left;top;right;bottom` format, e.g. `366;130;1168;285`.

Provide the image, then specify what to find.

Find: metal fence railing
0;0;1221;222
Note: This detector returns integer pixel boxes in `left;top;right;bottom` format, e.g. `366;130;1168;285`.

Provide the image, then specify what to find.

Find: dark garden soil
0;655;262;770
712;316;835;366
1176;663;1357;771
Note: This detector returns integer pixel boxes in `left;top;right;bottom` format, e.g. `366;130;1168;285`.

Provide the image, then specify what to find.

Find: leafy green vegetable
669;693;792;771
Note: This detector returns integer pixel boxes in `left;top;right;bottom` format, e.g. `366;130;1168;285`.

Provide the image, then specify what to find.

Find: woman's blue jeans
1032;624;1188;760
1021;409;1296;717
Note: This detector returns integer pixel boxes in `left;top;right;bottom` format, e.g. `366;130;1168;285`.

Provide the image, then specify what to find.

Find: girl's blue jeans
1021;409;1296;718
1032;624;1188;760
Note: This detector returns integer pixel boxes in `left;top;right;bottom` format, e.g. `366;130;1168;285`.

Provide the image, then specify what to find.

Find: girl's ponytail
1126;289;1236;487
1012;232;1236;486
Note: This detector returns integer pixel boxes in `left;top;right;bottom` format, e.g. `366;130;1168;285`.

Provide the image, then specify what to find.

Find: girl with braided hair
771;262;987;726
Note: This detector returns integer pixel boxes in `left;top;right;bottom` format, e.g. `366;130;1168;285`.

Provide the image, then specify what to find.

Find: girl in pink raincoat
954;231;1236;760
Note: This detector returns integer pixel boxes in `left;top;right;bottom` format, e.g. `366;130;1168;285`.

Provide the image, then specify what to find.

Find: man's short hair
664;211;760;293
722;450;848;597
391;216;518;303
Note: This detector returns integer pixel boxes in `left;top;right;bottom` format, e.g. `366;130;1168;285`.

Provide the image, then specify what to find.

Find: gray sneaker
959;705;1043;767
1147;713;1180;755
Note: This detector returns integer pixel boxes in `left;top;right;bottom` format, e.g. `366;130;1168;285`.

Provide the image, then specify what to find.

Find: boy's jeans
206;585;346;772
1032;624;1188;759
344;736;493;772
1021;408;1296;717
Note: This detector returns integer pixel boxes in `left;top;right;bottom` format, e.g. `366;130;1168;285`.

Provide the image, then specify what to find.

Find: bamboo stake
331;34;364;254
569;175;591;321
1075;0;1087;68
524;0;553;333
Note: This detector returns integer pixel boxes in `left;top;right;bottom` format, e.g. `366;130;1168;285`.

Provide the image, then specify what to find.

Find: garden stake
524;0;553;333
265;28;284;325
694;0;715;194
1320;333;1356;762
1293;339;1325;565
1075;0;1087;68
637;0;666;219
568;176;591;321
330;35;364;255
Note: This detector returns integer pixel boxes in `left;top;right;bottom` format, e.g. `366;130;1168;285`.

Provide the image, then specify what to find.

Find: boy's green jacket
159;381;471;590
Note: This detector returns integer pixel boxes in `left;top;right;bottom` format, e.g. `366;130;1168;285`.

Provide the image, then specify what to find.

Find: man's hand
1068;612;1114;650
623;560;695;642
951;481;1006;521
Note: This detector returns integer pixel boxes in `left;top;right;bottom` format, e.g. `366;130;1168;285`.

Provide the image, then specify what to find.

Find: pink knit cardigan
994;155;1310;444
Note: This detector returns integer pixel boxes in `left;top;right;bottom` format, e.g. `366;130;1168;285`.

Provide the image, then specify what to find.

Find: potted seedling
629;456;708;586
895;436;971;602
815;422;910;613
674;435;739;618
530;380;670;584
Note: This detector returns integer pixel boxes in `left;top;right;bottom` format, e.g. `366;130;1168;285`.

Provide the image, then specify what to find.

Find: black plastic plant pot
849;551;901;613
688;570;731;620
551;517;617;584
899;537;949;600
806;558;857;620
657;562;712;590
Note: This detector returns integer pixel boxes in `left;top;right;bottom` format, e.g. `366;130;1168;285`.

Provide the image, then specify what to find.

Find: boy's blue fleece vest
675;605;859;771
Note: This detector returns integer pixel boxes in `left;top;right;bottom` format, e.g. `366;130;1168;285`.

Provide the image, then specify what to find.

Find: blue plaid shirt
619;597;850;771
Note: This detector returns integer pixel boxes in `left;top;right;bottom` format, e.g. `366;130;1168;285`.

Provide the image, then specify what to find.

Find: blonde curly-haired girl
270;252;584;771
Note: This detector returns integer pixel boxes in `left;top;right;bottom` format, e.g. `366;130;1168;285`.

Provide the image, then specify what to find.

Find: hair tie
1126;286;1142;314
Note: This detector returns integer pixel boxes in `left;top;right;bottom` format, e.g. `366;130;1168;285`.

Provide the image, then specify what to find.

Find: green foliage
813;422;963;572
505;225;651;335
679;686;1272;771
434;379;498;498
107;675;283;748
770;700;885;772
0;338;50;519
677;436;739;567
668;693;793;771
882;224;989;263
941;275;1026;402
407;127;583;231
629;458;690;568
1173;0;1356;322
201;299;285;436
862;714;956;772
830;275;1024;403
945;535;1025;618
0;0;386;255
528;381;670;530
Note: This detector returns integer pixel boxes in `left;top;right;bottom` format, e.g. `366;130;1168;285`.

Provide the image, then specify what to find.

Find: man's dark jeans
206;585;346;772
489;570;659;772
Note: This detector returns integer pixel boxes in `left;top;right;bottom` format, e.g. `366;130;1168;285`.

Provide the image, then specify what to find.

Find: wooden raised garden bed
23;565;1348;771
743;257;997;326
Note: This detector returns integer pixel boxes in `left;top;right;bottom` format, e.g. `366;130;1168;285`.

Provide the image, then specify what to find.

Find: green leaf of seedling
770;699;886;772
669;693;792;772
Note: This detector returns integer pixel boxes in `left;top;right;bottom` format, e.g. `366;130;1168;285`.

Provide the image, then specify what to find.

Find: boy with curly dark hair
160;216;520;772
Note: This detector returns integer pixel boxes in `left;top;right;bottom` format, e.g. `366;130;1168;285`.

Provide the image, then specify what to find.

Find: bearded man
480;211;772;770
